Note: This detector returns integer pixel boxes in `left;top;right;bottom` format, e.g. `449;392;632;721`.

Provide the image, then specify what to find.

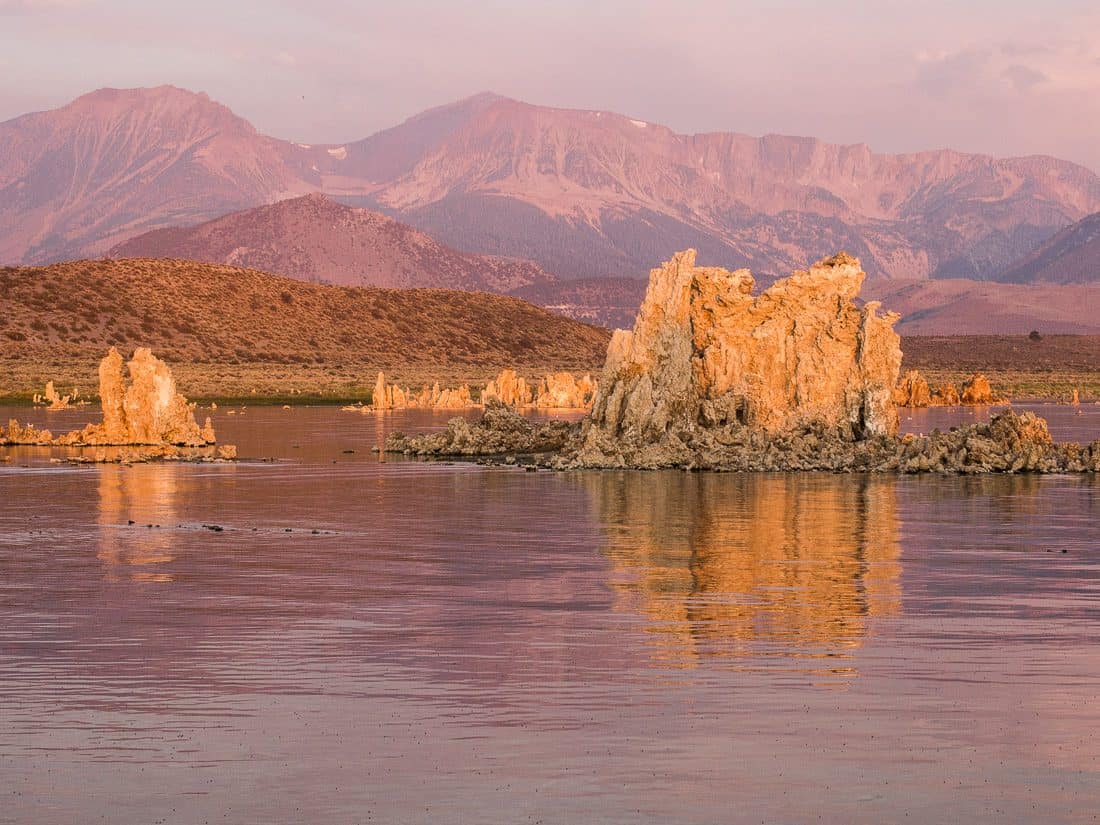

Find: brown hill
995;211;1100;284
108;194;556;292
0;258;610;368
5;86;1100;289
510;277;648;329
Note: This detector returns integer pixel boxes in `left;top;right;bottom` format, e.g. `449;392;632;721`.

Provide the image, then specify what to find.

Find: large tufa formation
570;250;902;467
2;348;225;456
77;348;215;446
364;371;475;413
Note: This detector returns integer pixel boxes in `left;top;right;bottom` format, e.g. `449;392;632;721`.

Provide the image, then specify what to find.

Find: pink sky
2;0;1100;171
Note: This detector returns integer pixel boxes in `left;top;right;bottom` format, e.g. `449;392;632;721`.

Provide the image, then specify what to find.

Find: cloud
276;51;297;67
1002;64;1050;92
0;0;86;12
914;49;990;98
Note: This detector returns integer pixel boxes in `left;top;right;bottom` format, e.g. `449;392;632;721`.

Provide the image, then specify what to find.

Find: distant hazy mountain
5;86;1100;286
995;211;1100;284
109;193;555;292
0;86;321;263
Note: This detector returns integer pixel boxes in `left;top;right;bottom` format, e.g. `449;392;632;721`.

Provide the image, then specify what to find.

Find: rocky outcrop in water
481;369;532;407
381;403;1099;473
893;370;932;408
532;372;598;409
1;348;228;458
893;370;998;407
363;372;476;412
567;251;902;468
384;402;573;456
352;369;598;414
380;250;1097;474
961;373;996;405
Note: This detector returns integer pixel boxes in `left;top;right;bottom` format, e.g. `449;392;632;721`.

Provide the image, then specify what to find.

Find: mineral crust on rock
566;251;902;468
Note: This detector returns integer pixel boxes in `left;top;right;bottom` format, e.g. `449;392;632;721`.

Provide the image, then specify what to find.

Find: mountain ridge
4;85;1100;285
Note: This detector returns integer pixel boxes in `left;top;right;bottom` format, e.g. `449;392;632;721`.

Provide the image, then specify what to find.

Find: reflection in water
97;465;179;582
582;472;901;674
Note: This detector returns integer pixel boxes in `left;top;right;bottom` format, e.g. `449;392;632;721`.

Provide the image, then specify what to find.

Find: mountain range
4;85;1100;335
5;85;1100;287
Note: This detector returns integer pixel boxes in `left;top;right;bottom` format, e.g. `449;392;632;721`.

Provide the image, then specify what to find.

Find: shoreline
2;359;1098;408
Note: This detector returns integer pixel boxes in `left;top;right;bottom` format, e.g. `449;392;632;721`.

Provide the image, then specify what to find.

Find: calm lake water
2;403;1100;824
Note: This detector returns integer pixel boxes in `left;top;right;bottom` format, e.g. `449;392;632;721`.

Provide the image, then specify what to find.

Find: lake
2;403;1099;824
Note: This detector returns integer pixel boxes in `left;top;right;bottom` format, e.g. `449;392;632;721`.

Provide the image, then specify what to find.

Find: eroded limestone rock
893;370;932;408
961;373;995;405
1;348;226;457
568;251;902;468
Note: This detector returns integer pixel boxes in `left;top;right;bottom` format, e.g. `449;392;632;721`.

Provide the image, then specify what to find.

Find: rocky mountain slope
0;258;610;368
336;94;1100;282
0;86;320;264
5;86;1100;286
108;194;555;291
995;211;1100;284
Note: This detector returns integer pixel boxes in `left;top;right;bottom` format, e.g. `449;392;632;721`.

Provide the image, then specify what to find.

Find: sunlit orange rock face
1;348;216;449
583;473;900;673
573;250;902;467
75;348;215;446
893;370;932;408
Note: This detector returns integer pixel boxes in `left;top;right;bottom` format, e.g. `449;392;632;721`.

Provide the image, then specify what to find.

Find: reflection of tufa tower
97;465;180;583
582;473;901;676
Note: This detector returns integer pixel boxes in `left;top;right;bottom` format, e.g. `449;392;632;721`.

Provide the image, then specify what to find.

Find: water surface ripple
2;405;1099;824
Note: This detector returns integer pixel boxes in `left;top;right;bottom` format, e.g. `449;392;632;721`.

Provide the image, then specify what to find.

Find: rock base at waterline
384;406;1100;474
383;402;573;457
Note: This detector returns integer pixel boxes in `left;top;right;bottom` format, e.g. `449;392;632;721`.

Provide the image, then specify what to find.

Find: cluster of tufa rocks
385;251;1099;474
893;370;997;407
2;347;236;461
346;369;598;414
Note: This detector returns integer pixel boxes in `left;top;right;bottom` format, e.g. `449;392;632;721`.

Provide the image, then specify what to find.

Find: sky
2;0;1100;171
